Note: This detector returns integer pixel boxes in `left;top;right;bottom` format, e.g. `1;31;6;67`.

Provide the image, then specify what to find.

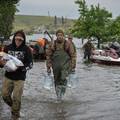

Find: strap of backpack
52;40;70;56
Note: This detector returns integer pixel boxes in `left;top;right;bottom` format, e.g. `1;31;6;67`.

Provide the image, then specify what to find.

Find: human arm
45;42;53;73
0;46;8;67
18;46;33;71
68;42;77;71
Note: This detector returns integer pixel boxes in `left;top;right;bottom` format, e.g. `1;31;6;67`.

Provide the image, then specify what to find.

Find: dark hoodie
4;30;33;80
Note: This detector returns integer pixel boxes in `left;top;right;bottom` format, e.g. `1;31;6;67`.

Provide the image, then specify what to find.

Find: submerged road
0;42;120;120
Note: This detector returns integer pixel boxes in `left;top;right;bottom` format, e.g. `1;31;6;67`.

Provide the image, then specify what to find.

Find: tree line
1;0;120;49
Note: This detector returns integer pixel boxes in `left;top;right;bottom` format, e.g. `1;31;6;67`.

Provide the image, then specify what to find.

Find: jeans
2;77;24;118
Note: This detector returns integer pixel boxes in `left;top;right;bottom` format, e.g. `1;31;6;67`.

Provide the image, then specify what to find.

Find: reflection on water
1;38;120;120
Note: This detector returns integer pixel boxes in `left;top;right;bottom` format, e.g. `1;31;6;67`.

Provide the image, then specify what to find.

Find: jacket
4;36;33;80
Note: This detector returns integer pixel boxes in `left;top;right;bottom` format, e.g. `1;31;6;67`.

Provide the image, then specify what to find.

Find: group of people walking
0;29;77;120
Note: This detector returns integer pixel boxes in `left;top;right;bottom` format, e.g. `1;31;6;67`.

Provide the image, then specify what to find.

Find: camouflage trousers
2;77;24;118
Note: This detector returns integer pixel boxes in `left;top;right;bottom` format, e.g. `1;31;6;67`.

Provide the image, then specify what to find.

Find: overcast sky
17;0;120;19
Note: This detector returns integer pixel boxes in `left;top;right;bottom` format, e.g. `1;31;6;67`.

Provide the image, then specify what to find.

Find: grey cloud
17;0;120;19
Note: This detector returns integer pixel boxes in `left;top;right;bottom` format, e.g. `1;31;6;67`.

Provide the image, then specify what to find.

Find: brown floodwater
0;42;120;120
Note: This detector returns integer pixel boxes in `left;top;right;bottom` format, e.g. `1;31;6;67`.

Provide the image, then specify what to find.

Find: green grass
13;15;75;33
14;15;54;27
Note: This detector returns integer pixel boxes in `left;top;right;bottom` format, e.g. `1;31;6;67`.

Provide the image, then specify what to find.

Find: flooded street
1;39;120;120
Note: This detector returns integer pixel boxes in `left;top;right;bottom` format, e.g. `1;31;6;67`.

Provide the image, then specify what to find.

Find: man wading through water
82;40;95;61
46;29;76;100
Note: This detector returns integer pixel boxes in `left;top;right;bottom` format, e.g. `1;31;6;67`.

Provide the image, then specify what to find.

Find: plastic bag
3;54;24;67
1;53;24;72
43;73;53;90
4;59;17;72
67;72;78;88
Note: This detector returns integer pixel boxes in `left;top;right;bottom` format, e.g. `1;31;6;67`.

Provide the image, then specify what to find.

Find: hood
12;30;26;48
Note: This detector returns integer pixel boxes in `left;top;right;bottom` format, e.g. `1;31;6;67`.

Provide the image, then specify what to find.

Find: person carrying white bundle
0;30;33;120
0;52;24;72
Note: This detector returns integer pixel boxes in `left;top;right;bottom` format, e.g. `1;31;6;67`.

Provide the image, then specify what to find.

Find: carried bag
4;59;17;72
43;73;53;90
2;53;24;72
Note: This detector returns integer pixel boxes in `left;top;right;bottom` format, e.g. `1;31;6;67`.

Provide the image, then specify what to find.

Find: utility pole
48;11;50;17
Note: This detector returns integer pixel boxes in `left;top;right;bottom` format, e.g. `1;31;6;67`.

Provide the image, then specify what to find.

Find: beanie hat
56;29;64;35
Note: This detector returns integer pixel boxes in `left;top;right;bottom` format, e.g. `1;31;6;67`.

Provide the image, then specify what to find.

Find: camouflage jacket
70;41;77;68
83;42;95;52
46;39;76;69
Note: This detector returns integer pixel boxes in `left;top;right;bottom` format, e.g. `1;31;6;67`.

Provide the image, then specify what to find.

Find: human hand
71;68;75;73
47;67;51;75
0;59;7;66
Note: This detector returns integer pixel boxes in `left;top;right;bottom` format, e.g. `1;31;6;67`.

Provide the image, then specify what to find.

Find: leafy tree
0;0;20;41
89;4;112;48
108;16;120;42
72;0;112;48
71;0;88;38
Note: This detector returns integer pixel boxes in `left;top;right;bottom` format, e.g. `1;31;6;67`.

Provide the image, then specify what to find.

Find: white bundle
4;59;18;72
5;54;24;67
0;52;24;72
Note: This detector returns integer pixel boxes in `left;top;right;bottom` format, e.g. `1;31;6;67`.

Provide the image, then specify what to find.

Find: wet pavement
1;45;120;120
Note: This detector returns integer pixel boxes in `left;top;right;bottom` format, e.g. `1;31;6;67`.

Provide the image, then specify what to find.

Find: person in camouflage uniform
46;29;76;99
82;40;95;61
67;34;77;69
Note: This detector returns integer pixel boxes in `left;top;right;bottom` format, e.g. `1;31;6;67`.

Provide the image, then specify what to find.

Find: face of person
15;35;24;47
56;33;64;43
68;37;73;42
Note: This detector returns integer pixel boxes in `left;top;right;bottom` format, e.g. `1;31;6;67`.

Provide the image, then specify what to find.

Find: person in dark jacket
0;30;33;120
82;40;95;61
